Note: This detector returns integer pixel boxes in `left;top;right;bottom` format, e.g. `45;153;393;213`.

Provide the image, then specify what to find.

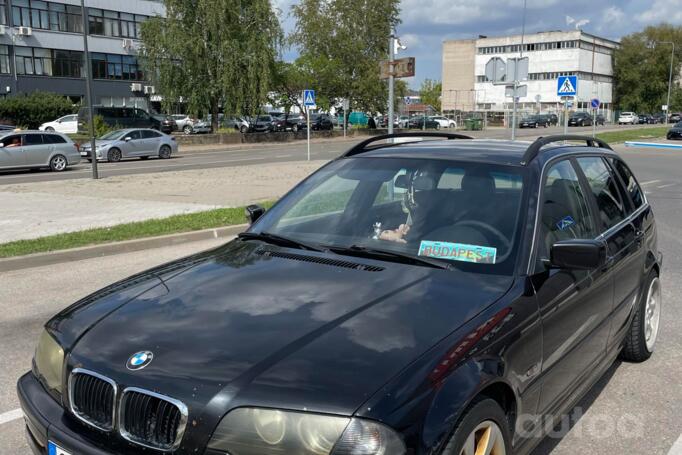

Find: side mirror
0;143;4;148
550;239;607;270
245;204;266;224
124;137;132;142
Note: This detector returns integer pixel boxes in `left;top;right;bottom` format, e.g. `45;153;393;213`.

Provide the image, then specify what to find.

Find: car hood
52;241;513;420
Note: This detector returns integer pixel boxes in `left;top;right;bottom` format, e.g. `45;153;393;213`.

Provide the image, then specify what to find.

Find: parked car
171;114;193;133
223;116;248;131
152;114;178;134
79;128;177;162
39;114;78;134
18;132;661;455
77;107;161;133
568;111;593;126
539;113;559;126
668;113;681;123
666;121;682;140
190;119;213;134
398;115;410;128
244;115;276;133
309;113;334;130
636;114;652;125
273;113;306;132
519;114;548;128
408;116;441;129
653;113;667;124
0;130;79;172
595;114;606;126
430;116;457;128
618;112;638;125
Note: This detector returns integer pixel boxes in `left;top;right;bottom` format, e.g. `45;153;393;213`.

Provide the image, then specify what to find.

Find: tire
240;125;248;133
292;124;299;132
107;148;122;162
621;270;661;362
435;123;441;130
441;398;512;455
183;125;193;135
49;154;67;172
45;127;55;132
534;123;538;128
159;145;172;159
667;133;673;140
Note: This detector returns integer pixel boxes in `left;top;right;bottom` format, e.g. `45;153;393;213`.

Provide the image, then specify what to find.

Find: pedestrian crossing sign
557;76;578;96
303;89;316;107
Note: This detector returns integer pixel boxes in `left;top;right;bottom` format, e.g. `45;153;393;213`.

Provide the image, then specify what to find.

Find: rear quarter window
608;158;644;209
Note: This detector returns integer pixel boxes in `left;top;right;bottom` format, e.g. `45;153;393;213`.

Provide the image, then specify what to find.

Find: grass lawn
596;127;669;144
0;202;274;259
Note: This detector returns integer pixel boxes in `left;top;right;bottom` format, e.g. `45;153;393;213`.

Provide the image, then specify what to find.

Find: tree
0;92;74;128
614;24;682;113
289;0;401;115
419;79;442;112
140;0;281;130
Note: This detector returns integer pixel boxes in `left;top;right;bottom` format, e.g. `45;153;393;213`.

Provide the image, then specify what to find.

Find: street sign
404;97;413;105
590;98;600;109
663;105;669;111
557;75;578;97
505;84;527;98
380;57;416;79
485;57;506;84
507;57;529;82
303;89;316;107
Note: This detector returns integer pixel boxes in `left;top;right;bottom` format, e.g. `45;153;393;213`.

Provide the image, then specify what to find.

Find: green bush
0;92;75;128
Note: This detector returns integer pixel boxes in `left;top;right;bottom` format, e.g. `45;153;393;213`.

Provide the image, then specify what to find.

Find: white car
171;114;194;133
430;116;457;128
618;112;638;125
39;114;78;134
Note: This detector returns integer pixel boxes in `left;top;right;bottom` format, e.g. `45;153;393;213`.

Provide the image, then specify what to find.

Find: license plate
80;152;87;156
48;441;72;455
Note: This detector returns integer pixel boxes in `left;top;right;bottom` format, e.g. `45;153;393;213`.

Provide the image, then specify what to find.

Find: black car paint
568;112;593;126
18;141;660;455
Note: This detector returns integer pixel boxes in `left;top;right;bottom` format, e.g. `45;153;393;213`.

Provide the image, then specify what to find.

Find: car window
1;135;21;147
536;159;596;270
576;157;627;230
43;134;67;144
608;158;644;209
141;130;162;139
126;130;142;140
65;115;77;122
134;109;149;119
23;134;43;146
257;158;527;275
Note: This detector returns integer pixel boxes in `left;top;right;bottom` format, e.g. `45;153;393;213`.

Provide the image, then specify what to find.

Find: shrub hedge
0;92;76;128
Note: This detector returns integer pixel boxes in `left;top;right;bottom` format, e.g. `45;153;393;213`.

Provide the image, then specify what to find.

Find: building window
12;0;82;32
15;46;82;77
88;8;147;38
0;0;6;25
91;52;144;80
0;45;9;74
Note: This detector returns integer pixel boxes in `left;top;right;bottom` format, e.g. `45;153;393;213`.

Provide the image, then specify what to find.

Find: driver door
121;130;143;157
531;158;613;415
0;134;25;168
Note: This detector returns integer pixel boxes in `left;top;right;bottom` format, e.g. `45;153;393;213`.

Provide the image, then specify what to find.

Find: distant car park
618;112;638;125
519;115;548;128
408;116;440;129
0;131;79;172
668;113;681;123
568;112;593;126
430;116;457;128
78;107;161;133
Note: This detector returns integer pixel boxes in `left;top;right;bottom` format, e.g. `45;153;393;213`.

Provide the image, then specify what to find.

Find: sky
273;0;682;89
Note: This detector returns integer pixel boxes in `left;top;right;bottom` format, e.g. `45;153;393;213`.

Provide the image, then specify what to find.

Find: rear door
575;156;639;352
140;129;162;155
0;134;25;168
22;133;50;167
532;158;612;414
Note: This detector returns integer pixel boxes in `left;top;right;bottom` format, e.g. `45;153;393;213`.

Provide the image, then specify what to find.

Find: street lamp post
651;41;675;120
81;0;99;179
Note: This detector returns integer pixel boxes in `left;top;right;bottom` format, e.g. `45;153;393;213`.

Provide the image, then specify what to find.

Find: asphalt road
1;142;681;454
0;124;650;185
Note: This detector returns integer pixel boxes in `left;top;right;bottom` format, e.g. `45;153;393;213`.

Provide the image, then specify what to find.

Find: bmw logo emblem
126;351;154;370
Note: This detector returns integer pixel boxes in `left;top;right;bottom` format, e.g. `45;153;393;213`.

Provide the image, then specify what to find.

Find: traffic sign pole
388;35;395;135
307;107;310;161
303;89;315;161
563;98;569;136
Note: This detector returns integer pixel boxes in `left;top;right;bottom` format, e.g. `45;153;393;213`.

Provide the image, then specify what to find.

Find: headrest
462;173;495;194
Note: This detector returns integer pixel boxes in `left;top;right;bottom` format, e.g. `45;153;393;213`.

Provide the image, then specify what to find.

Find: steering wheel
449;220;511;251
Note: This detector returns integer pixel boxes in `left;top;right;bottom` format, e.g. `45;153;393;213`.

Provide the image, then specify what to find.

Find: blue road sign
557;75;578;97
303;89;316;107
591;98;600;109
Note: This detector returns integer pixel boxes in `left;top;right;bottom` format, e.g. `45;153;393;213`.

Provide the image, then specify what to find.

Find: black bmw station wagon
19;133;662;455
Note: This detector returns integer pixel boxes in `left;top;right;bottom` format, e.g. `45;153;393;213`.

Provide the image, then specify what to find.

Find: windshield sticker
418;241;497;264
556;215;576;231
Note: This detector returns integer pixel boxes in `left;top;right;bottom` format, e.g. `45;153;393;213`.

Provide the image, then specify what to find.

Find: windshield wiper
328;244;451;270
238;231;326;253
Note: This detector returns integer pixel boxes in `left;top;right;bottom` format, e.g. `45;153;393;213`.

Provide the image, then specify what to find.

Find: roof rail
521;135;613;166
343;132;473;157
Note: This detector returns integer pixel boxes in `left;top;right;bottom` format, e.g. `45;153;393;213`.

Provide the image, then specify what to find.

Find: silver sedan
80;128;178;162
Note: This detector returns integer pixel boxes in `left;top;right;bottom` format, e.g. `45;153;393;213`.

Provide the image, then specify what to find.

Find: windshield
99;130;126;140
252;157;527;275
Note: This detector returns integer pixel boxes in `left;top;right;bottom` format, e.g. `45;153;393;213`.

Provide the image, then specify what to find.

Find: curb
0;224;248;273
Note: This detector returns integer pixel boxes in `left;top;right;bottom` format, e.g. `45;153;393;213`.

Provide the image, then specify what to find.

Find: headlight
33;329;64;394
207;408;406;455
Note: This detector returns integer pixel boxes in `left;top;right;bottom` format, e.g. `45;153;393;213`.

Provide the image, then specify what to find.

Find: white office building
442;30;620;118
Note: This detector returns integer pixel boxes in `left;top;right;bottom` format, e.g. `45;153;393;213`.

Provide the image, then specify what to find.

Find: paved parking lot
1;143;681;454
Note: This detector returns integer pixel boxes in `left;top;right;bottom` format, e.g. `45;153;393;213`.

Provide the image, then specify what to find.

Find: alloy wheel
459;421;506;455
108;148;122;162
644;277;661;352
50;155;67;171
159;145;172;159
